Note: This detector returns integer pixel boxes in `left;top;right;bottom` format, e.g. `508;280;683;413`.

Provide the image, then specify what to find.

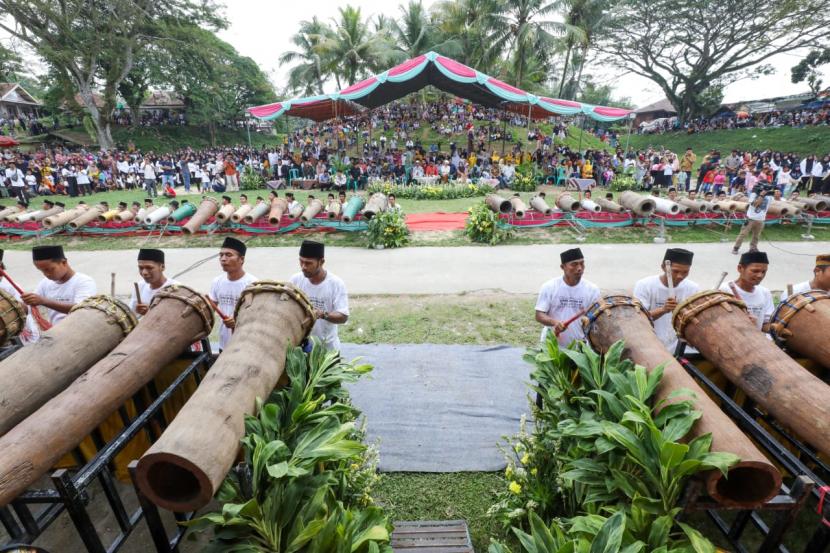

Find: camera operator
732;184;771;255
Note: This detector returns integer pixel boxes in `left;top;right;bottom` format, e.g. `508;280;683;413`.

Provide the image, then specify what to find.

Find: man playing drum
208;237;258;352
534;247;600;347
792;254;830;294
633;248;700;352
720;251;774;332
290;240;349;351
129;248;178;316
24;245;97;326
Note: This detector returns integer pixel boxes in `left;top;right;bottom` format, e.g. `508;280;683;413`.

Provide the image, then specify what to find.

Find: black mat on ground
341;343;533;472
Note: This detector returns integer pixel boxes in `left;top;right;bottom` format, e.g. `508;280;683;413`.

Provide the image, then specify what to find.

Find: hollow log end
704;460;781;508
135;452;215;512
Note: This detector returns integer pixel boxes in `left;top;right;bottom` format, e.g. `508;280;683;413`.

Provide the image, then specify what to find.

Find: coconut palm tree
278;17;332;95
431;0;500;70
554;0;611;99
320;5;396;88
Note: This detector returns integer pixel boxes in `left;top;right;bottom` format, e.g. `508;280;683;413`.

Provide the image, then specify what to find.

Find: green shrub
610;173;638;191
240;165;265;190
367;181;494;200
465;201;513;245
366;209;409;249
511;163;539;192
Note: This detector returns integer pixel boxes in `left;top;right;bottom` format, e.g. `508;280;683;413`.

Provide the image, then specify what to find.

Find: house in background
632;98;676;126
0;83;42;118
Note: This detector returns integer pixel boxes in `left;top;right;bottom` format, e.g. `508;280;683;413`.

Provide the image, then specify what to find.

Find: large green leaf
678;522;716;553
588;511;625;553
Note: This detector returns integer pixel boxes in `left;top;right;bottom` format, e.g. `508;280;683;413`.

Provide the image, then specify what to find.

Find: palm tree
278;17;332;95
554;0;610;99
320;6;395;87
431;0;500;70
486;0;562;88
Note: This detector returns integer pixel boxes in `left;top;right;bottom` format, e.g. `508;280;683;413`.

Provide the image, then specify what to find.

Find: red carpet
405;212;468;231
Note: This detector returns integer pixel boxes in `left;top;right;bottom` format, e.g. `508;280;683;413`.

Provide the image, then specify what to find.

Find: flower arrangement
366;209;409;249
367;181;494;200
465;201;513;245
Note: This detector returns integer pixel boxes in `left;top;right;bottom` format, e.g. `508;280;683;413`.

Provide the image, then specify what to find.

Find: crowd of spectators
639;104;830;136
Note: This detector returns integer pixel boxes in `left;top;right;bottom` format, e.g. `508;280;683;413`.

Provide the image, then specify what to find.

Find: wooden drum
770;290;830;368
0;288;26;345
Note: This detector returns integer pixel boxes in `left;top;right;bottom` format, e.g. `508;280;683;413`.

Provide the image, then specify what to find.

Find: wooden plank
391;520;473;553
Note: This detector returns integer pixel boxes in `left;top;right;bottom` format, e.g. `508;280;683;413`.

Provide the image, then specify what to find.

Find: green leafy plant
488;336;735;552
241;164;266;190
511;163;539;192
367;181;494;200
610;174;638;192
366;209;409;249
465;201;514;245
188;341;390;552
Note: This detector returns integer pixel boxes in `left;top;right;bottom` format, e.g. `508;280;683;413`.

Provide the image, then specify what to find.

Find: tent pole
578;115;585;154
624;113;634;154
246;116;252;163
501;116;507;156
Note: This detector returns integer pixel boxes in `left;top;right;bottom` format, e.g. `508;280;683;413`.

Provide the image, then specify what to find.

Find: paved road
5;241;826;297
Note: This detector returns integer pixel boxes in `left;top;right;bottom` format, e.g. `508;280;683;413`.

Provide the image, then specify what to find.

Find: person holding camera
732;184;770;254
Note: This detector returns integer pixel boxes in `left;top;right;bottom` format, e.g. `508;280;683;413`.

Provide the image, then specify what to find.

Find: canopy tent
249;51;631;123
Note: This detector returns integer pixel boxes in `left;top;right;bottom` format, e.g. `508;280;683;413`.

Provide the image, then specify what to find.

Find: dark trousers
11;186;28;205
67;177;78;197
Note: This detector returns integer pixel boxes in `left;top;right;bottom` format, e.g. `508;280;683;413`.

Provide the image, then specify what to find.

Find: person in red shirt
223;156;239;191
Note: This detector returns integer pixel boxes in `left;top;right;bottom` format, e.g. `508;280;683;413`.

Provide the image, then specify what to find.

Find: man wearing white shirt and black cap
208;237;257;352
535;247;600;347
792;254;830;294
633;248;700;352
24;245;97;326
129;248;178;316
290;240;349;351
720;251;774;332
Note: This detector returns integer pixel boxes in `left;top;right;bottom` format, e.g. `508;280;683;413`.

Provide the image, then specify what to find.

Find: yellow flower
521;453;530;465
350;463;360;472
531;468;538;476
505;466;514;479
509;481;522;495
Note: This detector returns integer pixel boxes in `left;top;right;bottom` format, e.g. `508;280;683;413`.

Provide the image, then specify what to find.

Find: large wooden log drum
136;280;315;511
0;296;137;436
0;285;213;507
0;288;26;346
584;295;781;507
769;290;830;368
674;290;830;459
182;196;219;234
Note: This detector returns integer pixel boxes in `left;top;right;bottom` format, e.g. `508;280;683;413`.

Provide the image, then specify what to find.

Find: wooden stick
0;268;52;331
664;260;675;297
204;295;229;321
555;308;588;337
110;272;116;297
714;271;728;290
728;281;743;300
133;282;141;304
786;283;794;298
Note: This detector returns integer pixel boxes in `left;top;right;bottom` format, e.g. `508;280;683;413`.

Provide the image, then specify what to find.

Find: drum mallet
204;295;230;322
133;282;142;305
728;281;743;300
664;260;675;298
715;271;728;290
555;308;588;337
0;268;52;331
786;283;794;297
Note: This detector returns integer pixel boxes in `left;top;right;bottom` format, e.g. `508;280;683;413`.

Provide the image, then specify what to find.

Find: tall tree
279;17;333;96
791;49;830;96
599;0;830;122
486;0;560;88
431;0;501;71
0;44;22;81
0;0;223;149
320;6;394;87
552;0;609;99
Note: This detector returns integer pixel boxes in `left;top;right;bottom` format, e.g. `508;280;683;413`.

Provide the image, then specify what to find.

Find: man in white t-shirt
208;237;257;351
534;248;601;347
720;251;774;332
24;245;97;326
792;254;830;295
633;248;700;353
289;240;349;351
732;186;769;255
129;248;178;315
5;162;27;204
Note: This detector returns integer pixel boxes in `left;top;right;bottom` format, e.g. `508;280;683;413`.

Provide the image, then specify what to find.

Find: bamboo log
0;207;16;219
215;203;236;223
510;196;527;218
32;206;64;222
715;200;739;212
170;202;197;222
555;193;581;212
653;197;680;215
341;196;365;223
15;210;42;223
135;281;314;511
325;200;341;219
230;204;254;223
703;201;721;212
68;206;105;229
244;202;270;224
0;296;137;436
268;198;288;225
288;203;304;219
182;197;219;234
98;209;120;222
618;191;656;216
485;194;512;214
585;295;781;507
362;193;388;220
791;197;827;212
675;290;830;460
2;209;26;222
580;199;601;212
0;285;213;507
529;195;552;215
300;199;324;222
42;205;89;229
595;197;624;213
770;290;830;368
679;198;709;213
145;206;172;225
115;209;136;222
768;201;800;217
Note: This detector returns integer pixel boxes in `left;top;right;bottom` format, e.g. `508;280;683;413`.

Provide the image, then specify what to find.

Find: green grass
60;125;284;153
341;293;538;347
374;473;509;551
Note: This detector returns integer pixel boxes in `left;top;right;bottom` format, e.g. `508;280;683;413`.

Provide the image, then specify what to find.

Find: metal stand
1;340;214;553
802;213;816;241
652;215;667;243
673;345;829;552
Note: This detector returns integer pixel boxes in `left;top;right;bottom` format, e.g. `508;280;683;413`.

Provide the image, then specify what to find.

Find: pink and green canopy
249;51;632;123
